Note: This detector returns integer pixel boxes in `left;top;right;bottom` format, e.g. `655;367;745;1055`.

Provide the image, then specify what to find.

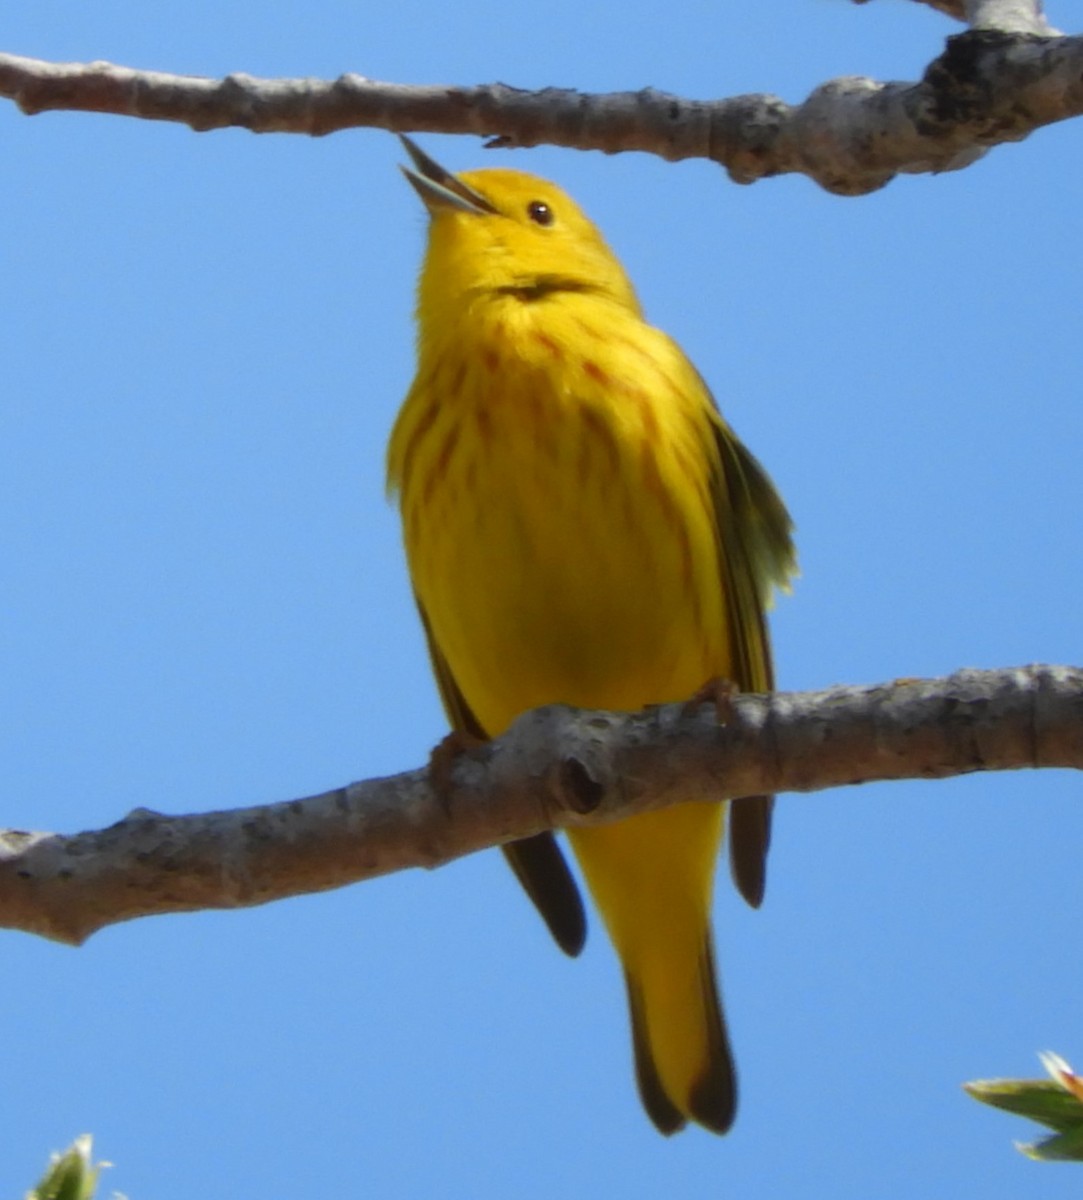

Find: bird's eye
527;200;554;226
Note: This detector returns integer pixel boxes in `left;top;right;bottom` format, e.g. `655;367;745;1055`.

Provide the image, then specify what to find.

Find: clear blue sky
4;2;1082;1196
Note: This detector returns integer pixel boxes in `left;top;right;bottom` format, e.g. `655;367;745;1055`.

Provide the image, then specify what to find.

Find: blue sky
4;1;1083;1196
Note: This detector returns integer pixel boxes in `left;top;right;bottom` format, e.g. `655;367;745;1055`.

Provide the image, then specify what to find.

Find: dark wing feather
708;411;796;908
415;597;587;957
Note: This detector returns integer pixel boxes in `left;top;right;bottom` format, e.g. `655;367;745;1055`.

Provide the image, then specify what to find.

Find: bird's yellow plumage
388;138;795;1134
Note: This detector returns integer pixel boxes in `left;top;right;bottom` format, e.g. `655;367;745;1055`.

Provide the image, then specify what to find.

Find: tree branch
856;0;967;23
2;665;1080;947
860;0;1057;29
1;27;1080;195
965;0;1060;34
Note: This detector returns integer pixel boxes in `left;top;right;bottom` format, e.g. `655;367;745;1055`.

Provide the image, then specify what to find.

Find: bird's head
399;136;640;318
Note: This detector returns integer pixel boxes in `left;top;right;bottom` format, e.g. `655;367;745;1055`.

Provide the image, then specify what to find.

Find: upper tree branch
1;28;1081;195
867;0;1057;30
888;0;967;20
2;665;1080;947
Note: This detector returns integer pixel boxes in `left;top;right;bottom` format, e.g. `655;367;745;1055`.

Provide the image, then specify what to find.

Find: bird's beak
398;135;498;217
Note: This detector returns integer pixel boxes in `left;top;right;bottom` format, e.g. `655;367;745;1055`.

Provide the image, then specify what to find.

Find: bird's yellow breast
388;290;730;737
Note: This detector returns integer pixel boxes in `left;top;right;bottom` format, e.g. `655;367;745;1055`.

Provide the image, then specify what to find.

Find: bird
387;135;795;1135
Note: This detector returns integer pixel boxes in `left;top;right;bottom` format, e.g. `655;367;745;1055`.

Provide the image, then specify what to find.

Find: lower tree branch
0;29;1080;194
2;665;1080;947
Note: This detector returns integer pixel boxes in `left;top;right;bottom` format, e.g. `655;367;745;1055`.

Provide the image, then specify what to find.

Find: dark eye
527;200;554;226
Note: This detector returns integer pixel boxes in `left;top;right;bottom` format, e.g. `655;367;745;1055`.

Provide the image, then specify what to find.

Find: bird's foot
682;676;739;725
428;728;488;811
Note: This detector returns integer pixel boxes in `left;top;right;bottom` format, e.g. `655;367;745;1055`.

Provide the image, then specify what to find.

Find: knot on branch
557;756;607;814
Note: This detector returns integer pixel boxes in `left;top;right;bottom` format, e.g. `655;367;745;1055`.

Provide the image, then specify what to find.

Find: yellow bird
387;137;795;1134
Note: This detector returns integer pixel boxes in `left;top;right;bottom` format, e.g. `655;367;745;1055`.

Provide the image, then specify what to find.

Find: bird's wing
708;407;796;908
415;596;588;957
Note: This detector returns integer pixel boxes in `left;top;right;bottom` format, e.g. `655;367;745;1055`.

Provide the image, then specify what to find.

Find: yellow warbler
388;137;795;1135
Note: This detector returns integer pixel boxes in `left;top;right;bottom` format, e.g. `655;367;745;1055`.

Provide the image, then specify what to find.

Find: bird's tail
569;802;735;1135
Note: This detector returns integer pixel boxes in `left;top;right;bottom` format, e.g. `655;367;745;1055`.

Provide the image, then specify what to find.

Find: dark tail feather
728;794;773;909
502;834;587;957
688;936;737;1134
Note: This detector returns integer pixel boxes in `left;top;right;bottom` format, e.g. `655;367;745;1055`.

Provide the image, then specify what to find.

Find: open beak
398;135;498;216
